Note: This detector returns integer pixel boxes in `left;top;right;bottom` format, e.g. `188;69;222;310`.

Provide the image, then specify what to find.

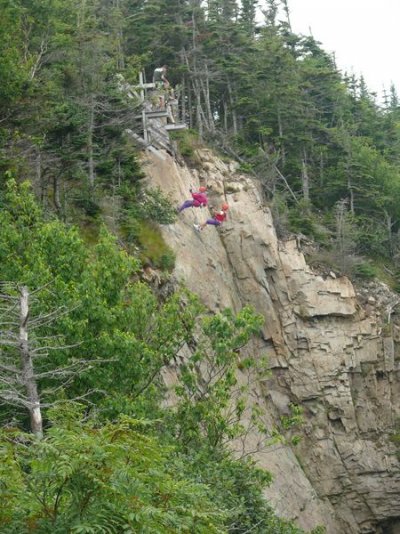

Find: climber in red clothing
178;186;208;212
194;203;229;231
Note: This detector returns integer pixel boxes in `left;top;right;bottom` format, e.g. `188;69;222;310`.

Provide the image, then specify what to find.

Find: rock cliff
142;148;400;534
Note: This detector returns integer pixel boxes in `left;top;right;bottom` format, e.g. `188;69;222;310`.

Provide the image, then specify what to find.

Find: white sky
259;0;400;100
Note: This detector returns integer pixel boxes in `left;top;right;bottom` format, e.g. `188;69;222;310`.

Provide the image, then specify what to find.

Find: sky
259;0;400;100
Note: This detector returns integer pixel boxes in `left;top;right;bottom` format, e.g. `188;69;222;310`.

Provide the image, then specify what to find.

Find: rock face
143;148;400;534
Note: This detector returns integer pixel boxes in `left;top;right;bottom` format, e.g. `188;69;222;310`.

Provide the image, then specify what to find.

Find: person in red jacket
194;203;229;231
178;186;208;212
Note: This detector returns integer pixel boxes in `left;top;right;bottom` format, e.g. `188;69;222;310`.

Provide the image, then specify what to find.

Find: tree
170;306;266;451
0;410;227;533
0;180;196;425
0;285;44;437
0;281;111;438
0;0;28;107
240;0;257;36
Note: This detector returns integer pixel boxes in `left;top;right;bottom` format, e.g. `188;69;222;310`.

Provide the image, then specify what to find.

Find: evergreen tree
240;0;257;35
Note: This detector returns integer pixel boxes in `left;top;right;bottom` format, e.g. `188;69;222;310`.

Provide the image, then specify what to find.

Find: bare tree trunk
344;136;354;215
227;78;237;135
347;175;354;215
29;37;48;81
190;68;205;135
223;99;228;132
19;287;43;439
53;175;62;217
188;82;193;129
201;63;215;132
181;75;186;124
196;86;203;138
319;149;324;187
384;209;394;257
88;94;95;188
275;166;299;205
301;149;310;203
335;200;346;270
190;8;203;136
181;48;197;130
37;150;47;209
117;157;121;188
112;0;124;70
277;106;285;166
346;153;354;215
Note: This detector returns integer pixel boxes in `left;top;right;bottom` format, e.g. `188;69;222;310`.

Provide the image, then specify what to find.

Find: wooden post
139;71;145;102
142;109;148;143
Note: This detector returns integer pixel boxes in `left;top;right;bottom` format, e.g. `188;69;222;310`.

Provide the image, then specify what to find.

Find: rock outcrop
142;148;400;534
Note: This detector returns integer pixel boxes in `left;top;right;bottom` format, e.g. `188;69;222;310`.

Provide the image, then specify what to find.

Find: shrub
288;203;329;243
0;413;226;533
351;261;377;280
137;221;175;271
170;129;201;165
136;186;177;225
74;195;101;217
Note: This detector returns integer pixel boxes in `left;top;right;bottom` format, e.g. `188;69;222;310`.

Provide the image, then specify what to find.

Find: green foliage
0;411;226;533
351;261;377;280
137;221;176;271
0;0;28;105
120;186;177;269
280;404;304;447
73;195;102;217
389;418;400;460
281;404;304;430
136;187;177;225
170;306;265;450
96;145;145;189
0;0;399;273
170;129;202;164
287;202;328;243
0;180;185;421
179;452;306;534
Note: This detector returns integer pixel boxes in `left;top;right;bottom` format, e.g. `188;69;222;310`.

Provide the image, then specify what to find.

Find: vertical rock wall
142;149;400;534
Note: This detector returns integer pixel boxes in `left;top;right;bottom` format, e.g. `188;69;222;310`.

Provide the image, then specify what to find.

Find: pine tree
240;0;257;35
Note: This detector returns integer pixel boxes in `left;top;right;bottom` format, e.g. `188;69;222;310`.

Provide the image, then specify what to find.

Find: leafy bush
288;203;329;243
0;412;226;534
158;248;176;271
270;193;290;238
121;186;176;238
137;221;176;271
170;129;201;164
96;147;145;188
351;261;377;279
178;452;307;534
281;404;304;430
73;195;101;217
355;218;390;259
136;186;177;224
119;186;176;270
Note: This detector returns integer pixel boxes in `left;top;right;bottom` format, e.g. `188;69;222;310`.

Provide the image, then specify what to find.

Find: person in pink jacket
178;186;208;212
194;203;229;231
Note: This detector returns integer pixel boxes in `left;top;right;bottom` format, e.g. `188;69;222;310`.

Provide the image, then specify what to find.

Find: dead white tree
0;284;44;437
0;283;102;439
19;285;43;437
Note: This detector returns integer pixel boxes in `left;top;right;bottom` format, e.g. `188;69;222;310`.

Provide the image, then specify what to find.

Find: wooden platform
165;123;187;131
144;110;169;118
127;71;188;157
